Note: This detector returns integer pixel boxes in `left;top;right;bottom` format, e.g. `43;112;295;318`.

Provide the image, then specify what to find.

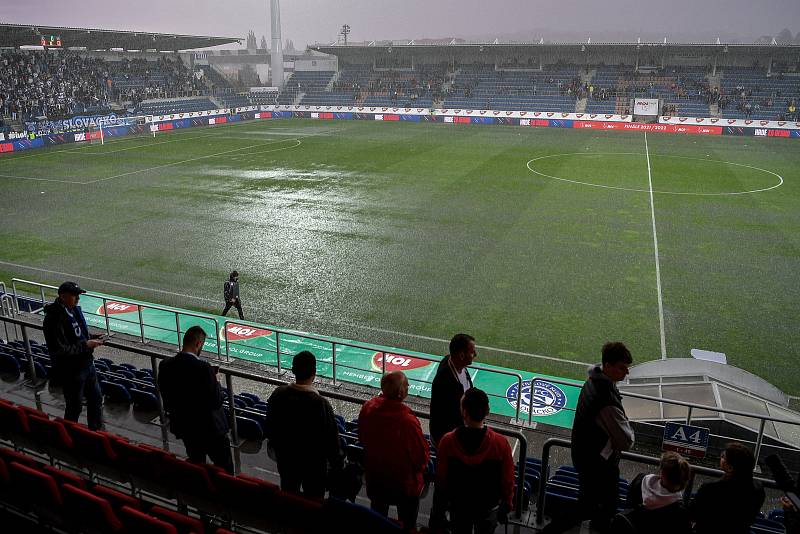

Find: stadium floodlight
340;24;350;45
270;0;284;89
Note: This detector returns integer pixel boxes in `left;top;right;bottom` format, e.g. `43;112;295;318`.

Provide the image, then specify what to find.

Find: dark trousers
279;462;327;500
542;457;620;534
62;364;103;430
221;298;244;320
370;494;420;532
449;507;499;534
183;432;234;473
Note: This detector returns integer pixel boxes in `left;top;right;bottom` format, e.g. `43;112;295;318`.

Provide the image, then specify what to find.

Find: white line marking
0;259;590;367
526;152;784;196
644;133;668;360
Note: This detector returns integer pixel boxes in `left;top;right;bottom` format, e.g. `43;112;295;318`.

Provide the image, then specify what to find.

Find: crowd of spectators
0;50;109;122
108;56;204;106
38;280;797;533
0;50;207;124
332;67;446;105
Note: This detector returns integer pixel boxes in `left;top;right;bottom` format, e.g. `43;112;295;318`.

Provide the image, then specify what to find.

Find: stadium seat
0;401;30;440
149;505;206;534
41;464;88;490
235;415;264;441
91;483;143;511
162;455;216;497
9;461;64;523
0;446;38;469
130;388;160;411
27;414;74;455
62;483;124;533
119;505;179;534
0;458;8;489
211;470;279;511
102;380;132;404
63;421;118;466
0;352;20;377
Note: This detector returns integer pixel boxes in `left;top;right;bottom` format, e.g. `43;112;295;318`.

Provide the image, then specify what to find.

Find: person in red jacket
437;387;515;534
358;371;430;532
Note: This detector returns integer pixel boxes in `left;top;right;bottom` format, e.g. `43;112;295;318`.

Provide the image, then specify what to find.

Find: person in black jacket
428;333;476;532
543;341;634;534
610;451;692;534
265;351;343;499
158;326;233;473
221;270;243;319
689;442;765;534
43;281;105;430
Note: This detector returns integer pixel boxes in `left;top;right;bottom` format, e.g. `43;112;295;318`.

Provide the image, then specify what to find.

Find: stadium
0;2;799;533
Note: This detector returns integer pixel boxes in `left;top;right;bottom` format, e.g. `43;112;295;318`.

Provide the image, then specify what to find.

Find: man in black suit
158;326;233;473
428;333;477;532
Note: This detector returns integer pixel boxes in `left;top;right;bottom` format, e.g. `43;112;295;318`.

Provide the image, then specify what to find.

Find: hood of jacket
641;473;683;510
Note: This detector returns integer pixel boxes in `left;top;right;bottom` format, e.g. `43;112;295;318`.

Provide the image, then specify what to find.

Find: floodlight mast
270;0;284;90
341;24;351;45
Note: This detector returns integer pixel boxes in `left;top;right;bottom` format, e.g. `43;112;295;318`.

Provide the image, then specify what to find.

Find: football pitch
1;119;798;395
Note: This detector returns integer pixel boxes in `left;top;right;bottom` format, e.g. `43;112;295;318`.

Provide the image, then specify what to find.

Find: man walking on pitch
221;270;244;319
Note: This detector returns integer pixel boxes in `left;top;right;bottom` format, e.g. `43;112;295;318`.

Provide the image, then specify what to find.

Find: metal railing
9;280;524;419
221;318;526;423
530;375;800;465
534;437;785;526
11;278;223;359
0;314;529;518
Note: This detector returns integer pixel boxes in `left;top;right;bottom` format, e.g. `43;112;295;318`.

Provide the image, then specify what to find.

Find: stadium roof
313;40;800;51
0;23;241;51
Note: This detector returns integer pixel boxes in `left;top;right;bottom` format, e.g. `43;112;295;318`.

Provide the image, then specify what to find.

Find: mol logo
98;301;139;315
223;324;273;342
506;380;567;417
371;352;432;373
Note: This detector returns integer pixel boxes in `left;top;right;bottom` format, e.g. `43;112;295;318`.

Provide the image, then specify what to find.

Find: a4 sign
662;422;710;459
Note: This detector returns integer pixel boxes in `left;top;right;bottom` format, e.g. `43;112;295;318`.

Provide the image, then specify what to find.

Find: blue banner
400;115;421;122
548;119;574;128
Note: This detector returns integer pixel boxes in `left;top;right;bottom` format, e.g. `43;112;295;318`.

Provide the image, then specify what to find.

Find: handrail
534;437;784;526
11;278;222;359
531;375;800;451
0;314;529;518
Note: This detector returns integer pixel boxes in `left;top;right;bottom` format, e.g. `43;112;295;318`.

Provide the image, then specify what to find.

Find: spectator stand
2;311;797;533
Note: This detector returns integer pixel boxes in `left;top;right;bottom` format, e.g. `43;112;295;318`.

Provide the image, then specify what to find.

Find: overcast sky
3;0;800;47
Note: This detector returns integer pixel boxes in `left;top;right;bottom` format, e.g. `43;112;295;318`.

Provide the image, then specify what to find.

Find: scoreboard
39;35;63;48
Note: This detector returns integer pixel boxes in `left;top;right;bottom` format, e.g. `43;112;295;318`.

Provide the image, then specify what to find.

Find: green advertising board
76;292;581;429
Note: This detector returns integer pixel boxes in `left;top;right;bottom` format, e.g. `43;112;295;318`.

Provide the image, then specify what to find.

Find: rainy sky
3;0;800;47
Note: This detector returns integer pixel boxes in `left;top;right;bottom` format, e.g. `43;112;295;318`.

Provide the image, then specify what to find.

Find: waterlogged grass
1;120;799;393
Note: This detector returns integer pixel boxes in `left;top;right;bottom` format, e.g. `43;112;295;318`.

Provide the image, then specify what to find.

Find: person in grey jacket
543;341;634;534
221;270;243;319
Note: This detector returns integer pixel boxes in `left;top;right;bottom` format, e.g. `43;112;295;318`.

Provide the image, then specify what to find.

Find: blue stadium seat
101;381;132;404
236;416;264;441
130;388;160;411
0;353;20;377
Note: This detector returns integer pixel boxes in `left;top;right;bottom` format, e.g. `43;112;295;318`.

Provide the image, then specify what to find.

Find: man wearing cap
265;350;344;499
43;281;105;430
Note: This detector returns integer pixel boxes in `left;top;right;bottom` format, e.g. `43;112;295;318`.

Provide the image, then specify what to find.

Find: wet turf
1;119;799;394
